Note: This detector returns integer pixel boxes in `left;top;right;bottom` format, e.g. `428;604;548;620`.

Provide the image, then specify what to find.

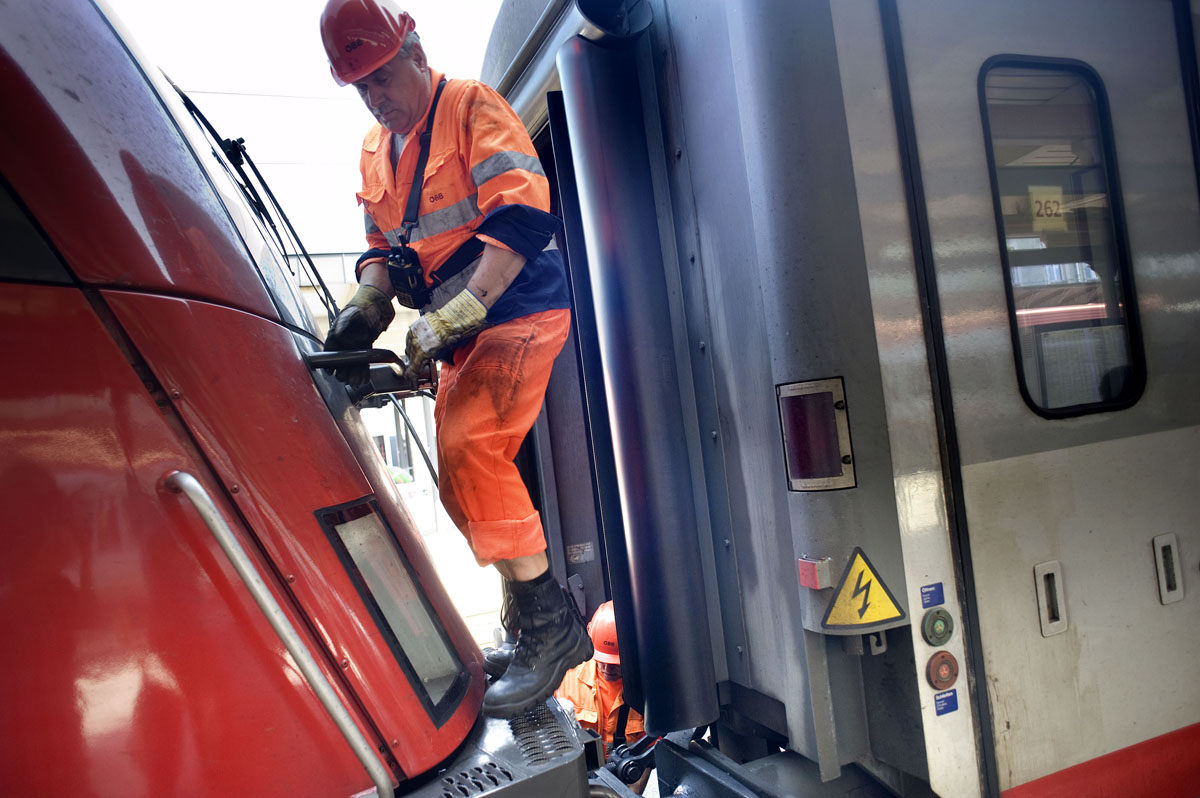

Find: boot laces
511;594;566;666
499;584;519;635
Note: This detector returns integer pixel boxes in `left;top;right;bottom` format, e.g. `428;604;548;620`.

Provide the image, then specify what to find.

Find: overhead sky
103;0;505;254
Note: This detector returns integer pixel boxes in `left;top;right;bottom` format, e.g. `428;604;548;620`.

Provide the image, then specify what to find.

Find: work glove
405;288;488;378
324;284;396;385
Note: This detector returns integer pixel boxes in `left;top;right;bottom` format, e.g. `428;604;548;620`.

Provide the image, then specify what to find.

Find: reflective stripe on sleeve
365;213;380;234
470;151;545;187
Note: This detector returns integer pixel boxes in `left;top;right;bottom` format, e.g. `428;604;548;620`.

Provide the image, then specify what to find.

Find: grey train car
482;0;1200;796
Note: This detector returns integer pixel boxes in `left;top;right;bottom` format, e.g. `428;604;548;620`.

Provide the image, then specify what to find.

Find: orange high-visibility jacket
556;659;645;753
356;68;568;325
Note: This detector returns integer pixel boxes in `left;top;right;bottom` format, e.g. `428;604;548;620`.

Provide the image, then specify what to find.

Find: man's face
597;661;622;682
353;47;430;135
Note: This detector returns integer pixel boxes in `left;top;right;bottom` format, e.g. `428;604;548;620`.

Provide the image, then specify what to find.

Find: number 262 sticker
1030;185;1067;232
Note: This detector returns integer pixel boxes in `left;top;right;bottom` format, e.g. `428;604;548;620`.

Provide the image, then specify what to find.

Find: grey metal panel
629;31;731;688
642;0;821;762
712;0;911;635
961;427;1200;785
899;0;1200;466
829;0;989;793
894;0;1200;789
556;32;719;735
653;0;915;777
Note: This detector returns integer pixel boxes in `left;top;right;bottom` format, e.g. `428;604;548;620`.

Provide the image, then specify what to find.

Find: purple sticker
934;689;958;716
921;582;945;608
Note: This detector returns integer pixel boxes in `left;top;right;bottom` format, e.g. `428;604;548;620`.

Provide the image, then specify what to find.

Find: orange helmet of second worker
320;0;416;86
588;601;621;665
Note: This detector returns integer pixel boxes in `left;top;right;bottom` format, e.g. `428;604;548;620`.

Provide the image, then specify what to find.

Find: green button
922;608;954;646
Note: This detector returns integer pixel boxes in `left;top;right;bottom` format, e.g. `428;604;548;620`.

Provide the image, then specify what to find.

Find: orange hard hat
588;601;620;665
320;0;416;87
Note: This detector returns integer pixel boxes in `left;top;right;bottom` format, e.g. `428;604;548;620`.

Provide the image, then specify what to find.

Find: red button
926;651;959;690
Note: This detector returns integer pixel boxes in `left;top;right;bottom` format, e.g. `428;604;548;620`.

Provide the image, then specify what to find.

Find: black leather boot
481;572;593;718
481;579;517;678
482;634;516;679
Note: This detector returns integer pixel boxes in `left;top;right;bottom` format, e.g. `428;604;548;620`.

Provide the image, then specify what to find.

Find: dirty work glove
405;288;487;378
324;284;396;385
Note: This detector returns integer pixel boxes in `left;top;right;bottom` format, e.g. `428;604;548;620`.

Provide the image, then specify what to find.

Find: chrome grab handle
164;471;395;798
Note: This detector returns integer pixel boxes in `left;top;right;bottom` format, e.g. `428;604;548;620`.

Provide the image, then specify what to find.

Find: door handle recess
1034;560;1068;638
163;470;395;798
1153;533;1184;605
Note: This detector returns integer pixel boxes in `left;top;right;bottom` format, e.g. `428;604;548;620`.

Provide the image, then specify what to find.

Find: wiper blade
166;73;340;326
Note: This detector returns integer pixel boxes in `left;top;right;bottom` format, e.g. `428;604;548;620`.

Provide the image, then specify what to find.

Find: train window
0;180;72;284
319;501;467;723
978;58;1144;417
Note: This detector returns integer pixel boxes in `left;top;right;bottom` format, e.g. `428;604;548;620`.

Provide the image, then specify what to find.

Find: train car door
875;0;1200;793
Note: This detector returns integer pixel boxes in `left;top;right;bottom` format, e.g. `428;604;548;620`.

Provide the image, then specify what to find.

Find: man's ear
412;42;428;71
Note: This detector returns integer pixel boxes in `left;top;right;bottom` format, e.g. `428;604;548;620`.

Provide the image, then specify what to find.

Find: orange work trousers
434;308;571;566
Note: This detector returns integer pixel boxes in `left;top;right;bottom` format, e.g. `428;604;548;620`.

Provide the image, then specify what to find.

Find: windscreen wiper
167;75;340;327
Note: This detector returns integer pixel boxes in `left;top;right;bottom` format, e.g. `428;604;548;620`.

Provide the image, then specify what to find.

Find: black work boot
481;579;517;678
482;570;593;718
482;633;516;679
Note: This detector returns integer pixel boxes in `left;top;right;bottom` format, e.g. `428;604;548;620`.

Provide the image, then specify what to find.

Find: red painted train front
0;1;597;795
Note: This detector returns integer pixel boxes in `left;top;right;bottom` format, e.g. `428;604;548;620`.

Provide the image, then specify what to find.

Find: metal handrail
163;470;395;798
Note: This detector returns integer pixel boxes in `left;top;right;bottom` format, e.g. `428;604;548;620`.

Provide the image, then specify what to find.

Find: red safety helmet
588;601;621;665
320;0;416;86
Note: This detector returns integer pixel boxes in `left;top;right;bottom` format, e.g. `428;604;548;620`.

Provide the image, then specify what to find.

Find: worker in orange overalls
319;0;591;718
556;601;650;793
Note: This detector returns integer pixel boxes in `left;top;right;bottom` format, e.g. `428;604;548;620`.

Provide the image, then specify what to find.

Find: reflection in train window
318;500;467;725
978;58;1144;417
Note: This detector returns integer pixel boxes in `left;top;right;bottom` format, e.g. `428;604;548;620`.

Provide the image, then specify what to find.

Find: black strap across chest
401;77;447;241
613;703;631;748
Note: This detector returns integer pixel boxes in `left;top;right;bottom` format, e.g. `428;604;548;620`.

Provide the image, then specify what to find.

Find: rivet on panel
841;455;852;465
710;430;718;440
230;484;240;494
170;389;181;399
340;658;350;669
285;574;296;583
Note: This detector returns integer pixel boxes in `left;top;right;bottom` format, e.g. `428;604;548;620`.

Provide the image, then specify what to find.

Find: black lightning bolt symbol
852;570;872;618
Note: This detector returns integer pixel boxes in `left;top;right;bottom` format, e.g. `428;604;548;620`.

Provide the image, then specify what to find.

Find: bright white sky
103;0;504;254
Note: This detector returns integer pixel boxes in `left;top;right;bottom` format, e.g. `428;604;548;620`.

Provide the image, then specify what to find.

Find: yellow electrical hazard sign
821;547;905;629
